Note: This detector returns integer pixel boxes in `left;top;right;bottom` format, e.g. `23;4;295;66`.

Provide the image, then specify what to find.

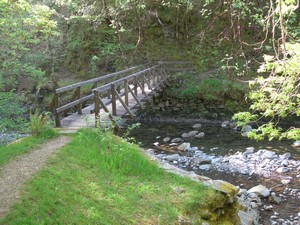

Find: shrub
29;110;53;136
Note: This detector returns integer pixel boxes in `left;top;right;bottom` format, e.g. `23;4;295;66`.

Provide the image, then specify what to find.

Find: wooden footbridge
53;61;191;132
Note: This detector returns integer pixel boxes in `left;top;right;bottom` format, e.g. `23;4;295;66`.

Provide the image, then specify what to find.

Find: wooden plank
114;90;134;118
56;65;143;94
92;65;159;92
111;83;117;116
124;79;129;106
76;87;82;115
56;94;93;113
54;93;61;127
94;90;100;127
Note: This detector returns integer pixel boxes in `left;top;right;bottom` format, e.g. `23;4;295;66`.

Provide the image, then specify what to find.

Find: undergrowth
167;72;246;102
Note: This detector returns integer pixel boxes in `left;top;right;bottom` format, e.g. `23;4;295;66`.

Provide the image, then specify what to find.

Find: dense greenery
0;0;299;140
0;129;238;224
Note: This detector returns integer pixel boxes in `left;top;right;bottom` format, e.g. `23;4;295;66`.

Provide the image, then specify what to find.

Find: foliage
233;0;300;141
0;0;58;90
29;110;53;136
0;92;27;131
0;129;235;224
167;72;245;102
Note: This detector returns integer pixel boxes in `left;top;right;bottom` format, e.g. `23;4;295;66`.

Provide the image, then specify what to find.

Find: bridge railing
53;61;192;127
92;64;171;127
53;63;152;127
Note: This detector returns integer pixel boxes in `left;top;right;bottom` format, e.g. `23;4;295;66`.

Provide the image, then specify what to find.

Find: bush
0;91;27;132
29;110;53;136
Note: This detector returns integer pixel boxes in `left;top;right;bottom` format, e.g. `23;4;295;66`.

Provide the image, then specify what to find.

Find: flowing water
126;121;300;225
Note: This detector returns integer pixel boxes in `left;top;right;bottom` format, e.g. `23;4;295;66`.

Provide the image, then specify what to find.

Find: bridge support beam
94;90;100;127
111;83;117;116
54;93;61;127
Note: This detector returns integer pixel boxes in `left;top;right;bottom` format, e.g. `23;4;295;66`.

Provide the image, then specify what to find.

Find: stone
153;142;159;146
293;140;300;147
163;137;171;143
195;132;205;138
276;167;289;173
181;133;190;138
281;160;289;167
248;185;270;198
244;147;254;155
205;180;239;204
169;143;178;146
147;149;155;154
171;137;184;143
199;164;211;170
178;142;191;151
155;136;161;139
188;130;199;136
262;150;276;159
269;192;282;204
238;210;255;225
221;121;230;128
192;123;202;129
242;125;252;133
281;179;291;185
280;153;291;160
164;154;180;162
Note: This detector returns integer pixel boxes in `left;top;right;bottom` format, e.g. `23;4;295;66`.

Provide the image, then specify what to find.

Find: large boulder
204;179;239;204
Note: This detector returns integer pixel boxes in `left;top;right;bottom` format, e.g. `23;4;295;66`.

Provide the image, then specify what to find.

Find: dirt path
0;136;71;217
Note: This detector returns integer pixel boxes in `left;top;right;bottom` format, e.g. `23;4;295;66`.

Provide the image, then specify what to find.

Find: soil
0;136;71;217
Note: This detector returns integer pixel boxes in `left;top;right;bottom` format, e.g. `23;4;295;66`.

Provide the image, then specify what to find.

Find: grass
0;129;238;224
0;129;58;167
167;73;246;102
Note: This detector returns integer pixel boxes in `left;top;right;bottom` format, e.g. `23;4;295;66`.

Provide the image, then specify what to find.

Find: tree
0;0;58;131
233;0;300;141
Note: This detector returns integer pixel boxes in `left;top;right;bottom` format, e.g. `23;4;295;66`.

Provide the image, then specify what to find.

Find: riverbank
127;121;300;225
1;129;242;224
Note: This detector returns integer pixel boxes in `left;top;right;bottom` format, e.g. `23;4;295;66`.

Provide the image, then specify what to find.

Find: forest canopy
0;0;299;140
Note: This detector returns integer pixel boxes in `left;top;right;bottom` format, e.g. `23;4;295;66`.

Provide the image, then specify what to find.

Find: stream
126;121;300;225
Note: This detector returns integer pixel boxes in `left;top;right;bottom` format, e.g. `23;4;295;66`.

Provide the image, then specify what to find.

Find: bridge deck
58;85;152;133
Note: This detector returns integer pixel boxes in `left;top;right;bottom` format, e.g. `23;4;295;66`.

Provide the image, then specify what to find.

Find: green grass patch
167;73;246;102
0;129;235;224
0;129;58;167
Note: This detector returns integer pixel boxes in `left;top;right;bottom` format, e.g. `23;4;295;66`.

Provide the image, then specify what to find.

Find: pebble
276;167;289;173
281;179;291;185
192;123;202;129
163;137;170;142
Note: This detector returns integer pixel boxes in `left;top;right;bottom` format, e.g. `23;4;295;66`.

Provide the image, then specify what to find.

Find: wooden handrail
92;65;159;92
55;64;151;94
54;61;192;127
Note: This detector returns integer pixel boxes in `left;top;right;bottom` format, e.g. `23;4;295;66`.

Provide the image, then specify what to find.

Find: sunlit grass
0;129;58;167
0;129;231;224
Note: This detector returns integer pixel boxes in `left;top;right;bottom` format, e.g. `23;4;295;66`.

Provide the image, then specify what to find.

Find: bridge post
134;77;138;95
111;83;117;116
54;93;61;127
94;90;100;127
76;87;82;115
124;79;129;106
